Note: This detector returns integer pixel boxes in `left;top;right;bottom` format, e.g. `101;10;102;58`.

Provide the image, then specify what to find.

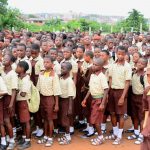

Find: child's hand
118;96;124;106
81;99;87;107
8;103;13;114
68;108;73;116
54;105;59;112
98;103;105;111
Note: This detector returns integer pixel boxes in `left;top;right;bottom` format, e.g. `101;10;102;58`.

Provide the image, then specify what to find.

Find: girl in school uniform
37;55;62;147
0;76;8;150
15;61;32;150
58;62;76;145
1;54;18;150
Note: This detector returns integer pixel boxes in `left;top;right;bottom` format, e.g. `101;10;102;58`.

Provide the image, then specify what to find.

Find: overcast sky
8;0;150;18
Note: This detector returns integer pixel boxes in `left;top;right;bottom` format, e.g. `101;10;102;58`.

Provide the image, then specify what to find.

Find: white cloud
8;0;150;18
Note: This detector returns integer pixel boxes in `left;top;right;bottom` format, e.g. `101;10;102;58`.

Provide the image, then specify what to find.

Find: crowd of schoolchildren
0;30;150;150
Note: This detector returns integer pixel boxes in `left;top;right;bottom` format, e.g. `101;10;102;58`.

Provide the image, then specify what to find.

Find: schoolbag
27;81;40;113
132;72;145;88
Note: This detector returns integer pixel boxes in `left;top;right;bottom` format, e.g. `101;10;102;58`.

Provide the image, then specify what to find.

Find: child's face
145;47;150;56
17;46;26;58
116;50;126;61
12;48;18;58
41;42;48;52
2;55;11;66
125;55;130;63
50;50;57;61
55;37;62;47
84;55;91;63
133;53;140;63
76;48;84;59
26;48;31;58
61;63;69;75
63;49;72;59
44;58;53;70
137;59;146;70
57;53;64;63
100;52;109;62
16;65;23;74
65;41;73;48
31;50;39;59
94;48;101;58
92;60;102;72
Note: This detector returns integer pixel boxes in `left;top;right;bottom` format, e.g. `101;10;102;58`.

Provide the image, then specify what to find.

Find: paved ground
27;117;140;150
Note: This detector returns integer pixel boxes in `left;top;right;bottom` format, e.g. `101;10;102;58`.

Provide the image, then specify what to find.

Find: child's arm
118;80;130;106
8;89;16;113
99;88;109;111
0;92;7;97
143;111;149;129
81;91;90;107
109;77;112;90
68;96;73;116
54;96;59;112
73;72;77;85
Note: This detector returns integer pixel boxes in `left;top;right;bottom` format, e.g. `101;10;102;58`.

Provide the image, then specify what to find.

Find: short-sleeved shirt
36;72;62;96
0;76;8;99
61;58;78;78
17;56;32;75
30;55;45;75
16;75;31;101
11;63;17;71
89;72;109;97
1;70;18;95
81;61;92;75
109;61;132;89
59;76;76;99
132;73;145;95
53;60;61;75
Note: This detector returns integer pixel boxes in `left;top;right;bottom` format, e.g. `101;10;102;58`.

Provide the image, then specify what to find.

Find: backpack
132;72;145;88
27;81;40;113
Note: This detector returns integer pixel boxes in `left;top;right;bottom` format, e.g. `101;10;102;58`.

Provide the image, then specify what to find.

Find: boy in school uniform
49;48;61;76
108;46;132;145
30;43;44;137
82;58;109;145
127;58;148;144
74;46;85;129
1;54;18;150
61;47;78;85
15;61;32;150
58;62;76;145
17;43;32;75
61;47;78;134
80;51;95;137
0;76;8;150
37;55;62;147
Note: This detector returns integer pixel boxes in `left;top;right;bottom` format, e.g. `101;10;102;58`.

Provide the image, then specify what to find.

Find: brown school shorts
131;94;144;121
108;89;127;115
40;95;57;121
0;99;4;125
17;101;30;123
3;95;15;119
90;99;104;125
59;98;74;127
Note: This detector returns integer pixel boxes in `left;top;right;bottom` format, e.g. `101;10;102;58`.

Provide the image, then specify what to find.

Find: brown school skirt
108;89;127;115
0;99;4;124
3;95;15;118
17;101;30;123
90;98;103;125
131;94;144;121
40;95;57;121
59;98;74;127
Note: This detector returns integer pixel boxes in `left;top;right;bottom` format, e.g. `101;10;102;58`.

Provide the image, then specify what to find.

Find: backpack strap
140;75;145;88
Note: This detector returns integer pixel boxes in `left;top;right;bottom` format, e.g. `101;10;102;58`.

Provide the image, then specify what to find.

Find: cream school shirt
16;75;31;101
37;72;62;96
0;76;8;99
1;70;18;95
89;72;109;97
59;76;76;99
109;61;132;89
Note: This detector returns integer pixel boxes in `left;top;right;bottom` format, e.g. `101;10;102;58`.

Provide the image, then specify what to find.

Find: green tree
0;0;7;15
125;9;148;31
